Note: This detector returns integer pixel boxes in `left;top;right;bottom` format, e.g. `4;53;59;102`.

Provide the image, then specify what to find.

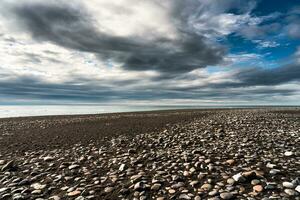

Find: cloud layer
0;0;299;105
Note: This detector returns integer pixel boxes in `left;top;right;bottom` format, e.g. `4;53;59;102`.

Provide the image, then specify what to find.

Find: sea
0;105;295;118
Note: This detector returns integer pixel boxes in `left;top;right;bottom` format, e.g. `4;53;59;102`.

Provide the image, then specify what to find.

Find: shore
0;108;299;199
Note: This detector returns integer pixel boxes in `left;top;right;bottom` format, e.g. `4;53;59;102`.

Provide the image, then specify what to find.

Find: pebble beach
0;108;299;200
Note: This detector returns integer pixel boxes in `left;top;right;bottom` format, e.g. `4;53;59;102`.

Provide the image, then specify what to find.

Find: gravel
0;108;299;199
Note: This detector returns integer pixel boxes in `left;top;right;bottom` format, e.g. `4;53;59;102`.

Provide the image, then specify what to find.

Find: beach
0;108;299;199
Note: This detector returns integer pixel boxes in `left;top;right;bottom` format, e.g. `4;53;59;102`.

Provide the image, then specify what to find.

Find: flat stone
0;187;9;193
104;187;114;193
220;192;234;199
209;190;218;196
201;183;212;190
253;185;263;192
266;163;276;169
284;151;293;156
225;159;235;165
67;190;81;197
31;183;46;190
190;181;199;187
43;156;54;161
179;194;191;199
251;179;260;185
284;189;297;196
169;189;176;194
232;173;245;182
269;169;281;175
151;183;161;191
49;196;61;200
282;181;295;188
295;185;300;193
119;164;126;171
265;182;277;190
31;189;42;194
69;164;80;170
134;181;145;191
227;178;235;185
75;196;86;200
12;194;25;200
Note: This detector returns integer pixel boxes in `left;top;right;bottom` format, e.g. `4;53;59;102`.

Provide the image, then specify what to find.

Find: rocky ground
0;108;299;200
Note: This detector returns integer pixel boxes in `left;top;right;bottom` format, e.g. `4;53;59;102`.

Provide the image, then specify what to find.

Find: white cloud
83;0;178;41
253;40;280;48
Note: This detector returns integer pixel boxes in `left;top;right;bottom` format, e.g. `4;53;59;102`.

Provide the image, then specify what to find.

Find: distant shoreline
0;105;299;119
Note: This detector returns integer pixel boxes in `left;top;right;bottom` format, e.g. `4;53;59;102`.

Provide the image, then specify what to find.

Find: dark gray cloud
4;1;225;74
235;64;300;86
0;74;296;104
211;63;300;88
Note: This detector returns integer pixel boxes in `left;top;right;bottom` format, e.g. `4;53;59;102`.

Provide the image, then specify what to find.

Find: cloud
286;21;300;39
1;0;225;74
253;40;280;48
0;70;298;105
0;0;299;106
214;63;300;88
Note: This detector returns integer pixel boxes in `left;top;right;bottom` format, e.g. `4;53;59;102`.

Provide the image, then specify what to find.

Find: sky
0;0;300;106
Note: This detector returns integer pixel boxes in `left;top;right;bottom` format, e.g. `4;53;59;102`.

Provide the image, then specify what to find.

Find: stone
128;149;136;154
225;159;235;165
119;164;126;171
131;175;142;182
151;183;161;191
265;182;277;190
295;185;300;193
49;196;61;200
284;151;293;156
251;179;260;185
1;160;14;171
190;181;199;187
0;187;9;193
43;156;54;161
31;183;46;190
282;181;295;188
209;190;218;196
31;189;42;194
269;169;281;175
69;164;80;170
104;187;114;193
134;182;145;191
227;178;235;185
253;185;263;192
75;196;86;200
169;189;176;194
266;163;276;169
220;192;234;199
179;194;191;199
284;189;297;196
201;183;212;190
12;194;25;200
232;173;245;182
68;191;81;197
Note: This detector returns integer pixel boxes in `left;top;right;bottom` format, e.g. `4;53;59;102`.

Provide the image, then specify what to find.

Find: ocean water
0;105;292;118
0;105;201;118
